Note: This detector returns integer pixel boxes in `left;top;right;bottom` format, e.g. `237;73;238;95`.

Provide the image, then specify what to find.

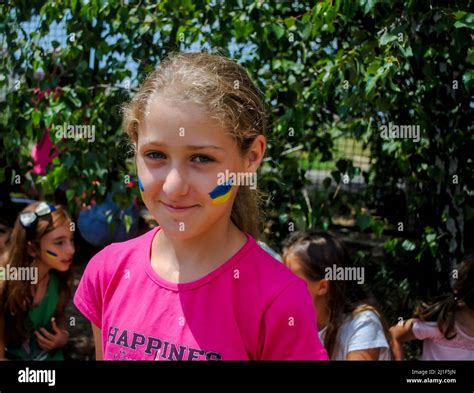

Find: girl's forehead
146;94;210;125
141;96;231;147
42;223;72;240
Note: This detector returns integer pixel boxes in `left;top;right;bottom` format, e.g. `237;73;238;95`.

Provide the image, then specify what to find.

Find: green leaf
379;25;405;46
68;94;81;108
300;23;312;40
454;12;474;29
356;214;372;231
272;23;285;40
401;240;416;251
124;213;133;233
367;60;381;74
462;69;474;89
359;0;376;15
380;31;397;45
66;189;75;202
139;24;151;35
32;110;41;126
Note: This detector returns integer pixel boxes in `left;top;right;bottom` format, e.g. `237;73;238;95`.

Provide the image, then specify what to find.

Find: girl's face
36;223;75;272
136;95;264;239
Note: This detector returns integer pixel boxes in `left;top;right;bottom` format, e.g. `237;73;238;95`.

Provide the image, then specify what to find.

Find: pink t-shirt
74;227;328;361
413;319;474;360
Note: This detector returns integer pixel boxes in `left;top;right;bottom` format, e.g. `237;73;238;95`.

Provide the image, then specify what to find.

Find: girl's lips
160;201;198;214
61;259;72;264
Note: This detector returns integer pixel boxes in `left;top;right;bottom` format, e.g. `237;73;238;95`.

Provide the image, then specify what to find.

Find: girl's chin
160;225;197;239
53;262;72;272
159;219;213;239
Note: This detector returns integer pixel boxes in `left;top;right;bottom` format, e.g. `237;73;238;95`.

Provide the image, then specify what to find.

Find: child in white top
283;231;392;360
319;308;392;360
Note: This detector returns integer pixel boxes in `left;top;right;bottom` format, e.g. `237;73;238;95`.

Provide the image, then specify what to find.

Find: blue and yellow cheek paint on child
138;177;145;199
46;250;58;259
209;180;234;205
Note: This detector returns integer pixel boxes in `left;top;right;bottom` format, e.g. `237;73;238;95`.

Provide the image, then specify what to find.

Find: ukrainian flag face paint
46;250;58;259
138;177;145;199
209;182;233;205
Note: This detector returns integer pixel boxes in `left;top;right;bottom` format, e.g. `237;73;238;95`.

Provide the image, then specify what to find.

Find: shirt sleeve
412;319;441;340
73;248;110;328
258;279;329;360
346;310;390;353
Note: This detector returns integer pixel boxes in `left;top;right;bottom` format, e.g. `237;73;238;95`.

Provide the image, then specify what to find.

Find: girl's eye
192;155;214;163
54;242;63;246
146;151;166;160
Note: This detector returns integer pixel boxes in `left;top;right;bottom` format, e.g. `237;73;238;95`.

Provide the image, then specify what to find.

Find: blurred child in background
283;231;392;360
0;202;74;360
390;256;474;360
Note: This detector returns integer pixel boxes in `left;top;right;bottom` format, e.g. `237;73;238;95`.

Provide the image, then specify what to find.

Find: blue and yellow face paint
138;177;145;199
209;182;233;205
46;250;58;259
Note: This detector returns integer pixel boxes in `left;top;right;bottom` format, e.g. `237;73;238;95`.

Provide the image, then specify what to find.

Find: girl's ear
315;278;330;296
26;241;38;258
245;135;266;171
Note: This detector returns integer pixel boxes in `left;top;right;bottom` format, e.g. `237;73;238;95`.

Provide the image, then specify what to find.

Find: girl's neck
35;260;51;284
315;298;330;331
31;260;51;306
153;218;247;281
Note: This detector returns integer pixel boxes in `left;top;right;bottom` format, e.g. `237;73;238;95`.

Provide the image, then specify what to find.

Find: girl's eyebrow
51;236;71;241
142;141;224;150
187;145;224;151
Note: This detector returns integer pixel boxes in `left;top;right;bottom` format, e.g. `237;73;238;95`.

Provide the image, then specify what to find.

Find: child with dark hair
390;256;474;360
283;231;392;360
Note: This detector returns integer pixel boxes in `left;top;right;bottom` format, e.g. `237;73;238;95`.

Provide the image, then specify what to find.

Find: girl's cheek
137;176;146;199
44;248;59;261
140;177;166;199
207;183;234;205
64;242;75;255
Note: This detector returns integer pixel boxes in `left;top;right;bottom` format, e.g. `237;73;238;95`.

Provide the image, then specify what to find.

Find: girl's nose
162;167;189;197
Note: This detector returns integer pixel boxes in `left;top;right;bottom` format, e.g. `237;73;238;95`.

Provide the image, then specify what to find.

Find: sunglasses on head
19;202;56;229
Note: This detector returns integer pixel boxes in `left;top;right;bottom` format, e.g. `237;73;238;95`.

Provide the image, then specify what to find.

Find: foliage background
1;0;472;358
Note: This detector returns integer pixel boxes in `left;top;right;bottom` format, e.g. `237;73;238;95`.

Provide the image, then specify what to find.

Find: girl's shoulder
342;308;387;336
414;318;474;351
350;305;383;321
85;227;157;274
249;238;291;273
243;237;307;297
411;318;444;340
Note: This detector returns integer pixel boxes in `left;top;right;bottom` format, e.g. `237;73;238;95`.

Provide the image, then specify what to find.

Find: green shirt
7;272;64;360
